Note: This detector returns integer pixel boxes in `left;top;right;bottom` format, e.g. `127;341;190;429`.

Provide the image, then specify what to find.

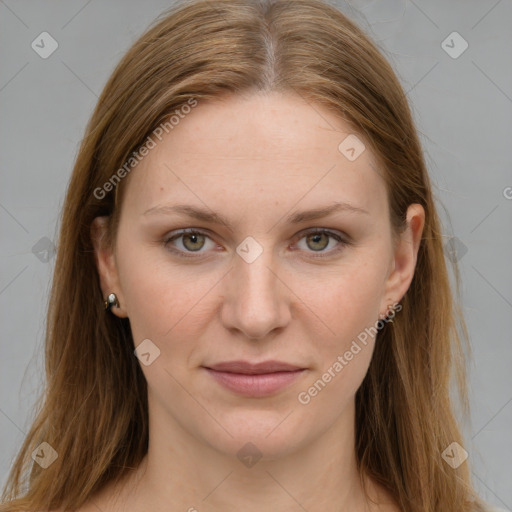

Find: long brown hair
1;0;490;510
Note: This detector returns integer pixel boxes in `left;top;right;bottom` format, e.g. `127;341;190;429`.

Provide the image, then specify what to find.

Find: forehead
120;91;388;222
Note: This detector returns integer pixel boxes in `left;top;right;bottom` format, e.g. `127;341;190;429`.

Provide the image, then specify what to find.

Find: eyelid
292;226;350;243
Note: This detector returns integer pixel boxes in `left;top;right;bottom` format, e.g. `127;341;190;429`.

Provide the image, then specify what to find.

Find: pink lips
203;360;306;397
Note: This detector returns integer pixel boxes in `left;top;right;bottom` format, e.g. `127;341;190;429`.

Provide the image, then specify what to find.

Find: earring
378;300;394;320
104;293;119;311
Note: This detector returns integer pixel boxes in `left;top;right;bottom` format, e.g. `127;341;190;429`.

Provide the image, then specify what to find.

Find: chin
200;409;312;462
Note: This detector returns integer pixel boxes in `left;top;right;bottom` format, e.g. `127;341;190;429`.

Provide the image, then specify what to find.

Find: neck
93;396;395;512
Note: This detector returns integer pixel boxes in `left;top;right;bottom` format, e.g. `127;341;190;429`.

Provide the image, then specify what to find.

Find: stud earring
104;293;119;311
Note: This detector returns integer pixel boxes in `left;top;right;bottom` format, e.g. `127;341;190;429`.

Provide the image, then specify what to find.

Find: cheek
116;243;220;349
294;264;384;413
296;260;387;351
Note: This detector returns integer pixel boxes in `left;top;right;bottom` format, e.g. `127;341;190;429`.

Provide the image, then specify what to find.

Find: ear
90;216;128;318
379;203;425;317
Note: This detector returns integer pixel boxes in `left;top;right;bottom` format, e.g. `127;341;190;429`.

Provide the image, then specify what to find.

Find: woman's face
93;91;423;460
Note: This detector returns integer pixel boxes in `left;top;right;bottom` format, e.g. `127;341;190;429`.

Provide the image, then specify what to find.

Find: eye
163;228;350;259
163;229;217;258
292;228;350;257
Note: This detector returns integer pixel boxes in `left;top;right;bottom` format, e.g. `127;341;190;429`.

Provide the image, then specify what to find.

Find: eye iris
182;233;205;251
306;232;329;251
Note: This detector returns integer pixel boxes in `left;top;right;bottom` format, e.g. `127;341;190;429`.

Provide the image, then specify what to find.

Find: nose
220;244;292;341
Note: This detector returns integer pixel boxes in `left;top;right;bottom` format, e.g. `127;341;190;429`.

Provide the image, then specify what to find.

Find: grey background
1;0;511;509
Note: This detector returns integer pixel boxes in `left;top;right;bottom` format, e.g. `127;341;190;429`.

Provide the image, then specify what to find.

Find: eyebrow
142;201;369;228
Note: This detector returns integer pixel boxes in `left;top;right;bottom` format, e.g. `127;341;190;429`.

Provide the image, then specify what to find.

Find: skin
87;91;424;512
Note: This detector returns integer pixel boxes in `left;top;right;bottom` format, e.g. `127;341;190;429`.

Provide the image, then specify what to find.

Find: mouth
202;360;307;397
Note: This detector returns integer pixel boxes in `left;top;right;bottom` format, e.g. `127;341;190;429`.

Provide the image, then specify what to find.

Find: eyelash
162;228;351;260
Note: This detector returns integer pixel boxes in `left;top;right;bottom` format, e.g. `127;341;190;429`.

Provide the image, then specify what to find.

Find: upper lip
204;360;305;374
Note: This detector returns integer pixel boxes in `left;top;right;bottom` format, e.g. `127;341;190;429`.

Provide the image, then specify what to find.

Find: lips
202;360;306;397
205;360;304;374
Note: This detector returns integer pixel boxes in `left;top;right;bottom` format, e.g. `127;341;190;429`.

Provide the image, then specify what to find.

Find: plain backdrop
1;0;511;509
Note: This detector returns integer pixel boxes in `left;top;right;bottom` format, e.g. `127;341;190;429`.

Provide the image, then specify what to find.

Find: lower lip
204;368;306;397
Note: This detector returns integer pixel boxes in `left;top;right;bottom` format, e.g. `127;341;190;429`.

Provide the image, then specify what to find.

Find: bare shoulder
46;484;118;512
366;478;402;512
73;488;116;512
49;497;107;512
75;476;137;512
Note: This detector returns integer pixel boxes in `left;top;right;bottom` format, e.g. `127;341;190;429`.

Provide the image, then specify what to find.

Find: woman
0;0;501;510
